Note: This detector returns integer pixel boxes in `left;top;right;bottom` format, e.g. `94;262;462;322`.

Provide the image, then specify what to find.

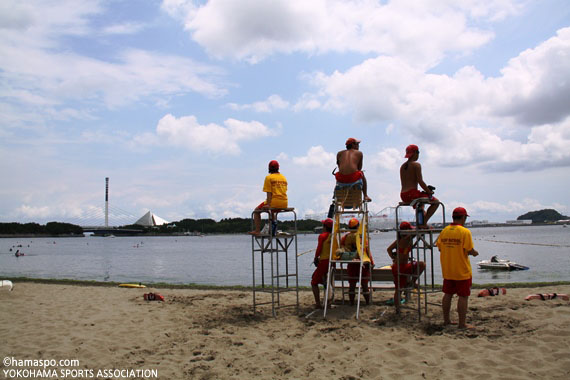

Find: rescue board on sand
118;283;146;288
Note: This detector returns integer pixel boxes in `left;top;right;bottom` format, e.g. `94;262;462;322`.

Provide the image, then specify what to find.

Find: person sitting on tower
249;160;288;236
400;144;439;228
335;138;372;202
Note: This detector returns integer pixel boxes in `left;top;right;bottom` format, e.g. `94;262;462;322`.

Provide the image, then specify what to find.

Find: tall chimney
105;177;109;227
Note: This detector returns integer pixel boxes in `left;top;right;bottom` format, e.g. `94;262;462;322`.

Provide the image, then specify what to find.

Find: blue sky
1;0;569;225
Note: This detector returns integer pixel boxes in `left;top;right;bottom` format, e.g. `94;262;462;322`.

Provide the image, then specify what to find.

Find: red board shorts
391;262;419;288
335;171;364;183
311;259;330;286
256;201;287;210
443;278;472;297
347;262;370;287
400;189;438;208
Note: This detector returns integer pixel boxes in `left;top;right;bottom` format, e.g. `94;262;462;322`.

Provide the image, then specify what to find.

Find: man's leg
312;284;322;308
442;293;453;325
457;296;469;328
349;282;356;305
248;210;262;235
362;174;372;202
362;282;370;305
412;262;426;288
424;203;439;225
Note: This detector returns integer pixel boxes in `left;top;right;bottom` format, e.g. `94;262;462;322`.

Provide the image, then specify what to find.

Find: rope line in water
476;238;570;248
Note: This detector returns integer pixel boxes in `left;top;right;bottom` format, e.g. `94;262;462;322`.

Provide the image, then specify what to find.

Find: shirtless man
400;144;438;227
336;138;371;202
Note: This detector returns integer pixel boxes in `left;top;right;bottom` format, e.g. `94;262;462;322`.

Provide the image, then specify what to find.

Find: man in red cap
386;221;426;306
400;144;438;227
435;207;479;329
249;160;288;235
335;137;371;202
311;218;334;309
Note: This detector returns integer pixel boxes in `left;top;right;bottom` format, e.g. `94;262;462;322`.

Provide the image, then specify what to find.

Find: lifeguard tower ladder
323;182;372;319
251;208;299;317
394;198;445;321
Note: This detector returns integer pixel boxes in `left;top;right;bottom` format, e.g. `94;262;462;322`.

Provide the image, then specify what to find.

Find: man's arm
264;192;272;208
315;233;326;259
415;163;432;194
357;151;363;171
468;248;478;257
387;240;397;260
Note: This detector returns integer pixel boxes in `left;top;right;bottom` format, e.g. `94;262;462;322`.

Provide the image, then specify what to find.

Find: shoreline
0;221;567;238
3;276;570;289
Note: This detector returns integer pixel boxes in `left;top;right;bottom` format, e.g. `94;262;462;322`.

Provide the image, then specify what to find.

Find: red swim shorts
311;259;330;286
347;262;370;286
391;262;419;288
443;278;472;297
400;189;438;206
335;171;364;183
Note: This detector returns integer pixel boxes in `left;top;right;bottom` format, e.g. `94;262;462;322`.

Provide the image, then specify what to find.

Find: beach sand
1;282;569;379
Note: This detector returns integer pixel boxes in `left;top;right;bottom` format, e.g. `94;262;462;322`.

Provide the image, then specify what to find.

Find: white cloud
102;22;146;35
0;0;227;128
292;145;335;167
293;93;322;112
135;114;277;154
304;27;570;172
369;147;401;171
227;94;289;112
162;0;515;67
493;27;570;126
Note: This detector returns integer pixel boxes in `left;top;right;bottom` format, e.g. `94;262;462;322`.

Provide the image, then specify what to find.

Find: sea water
0;225;569;286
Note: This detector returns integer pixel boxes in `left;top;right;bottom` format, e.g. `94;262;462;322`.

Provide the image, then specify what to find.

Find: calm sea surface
1;225;569;286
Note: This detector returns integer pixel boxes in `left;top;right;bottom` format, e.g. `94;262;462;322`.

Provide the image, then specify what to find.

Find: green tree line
125;217;323;234
0;222;83;235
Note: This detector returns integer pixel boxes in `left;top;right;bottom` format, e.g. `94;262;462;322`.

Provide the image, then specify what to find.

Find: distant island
517;209;569;223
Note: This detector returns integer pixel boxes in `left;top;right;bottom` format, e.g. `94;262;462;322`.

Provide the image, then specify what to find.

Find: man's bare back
337;149;362;175
400;160;422;192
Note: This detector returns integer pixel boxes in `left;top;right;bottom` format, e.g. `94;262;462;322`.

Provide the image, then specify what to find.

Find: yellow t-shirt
319;232;332;260
436;224;474;280
263;172;288;208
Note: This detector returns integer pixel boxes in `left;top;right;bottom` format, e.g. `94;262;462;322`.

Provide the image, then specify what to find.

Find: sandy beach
1;282;569;380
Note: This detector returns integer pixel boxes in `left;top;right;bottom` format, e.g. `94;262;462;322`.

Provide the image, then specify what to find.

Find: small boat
477;255;529;271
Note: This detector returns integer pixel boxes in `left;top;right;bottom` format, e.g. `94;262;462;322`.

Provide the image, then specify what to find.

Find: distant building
506;219;532;225
471;220;489;226
135;211;169;226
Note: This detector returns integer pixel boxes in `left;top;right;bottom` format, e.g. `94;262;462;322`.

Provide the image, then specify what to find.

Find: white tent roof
134;211;169;226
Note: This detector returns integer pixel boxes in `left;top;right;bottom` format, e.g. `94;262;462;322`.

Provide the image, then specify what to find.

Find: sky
1;0;570;225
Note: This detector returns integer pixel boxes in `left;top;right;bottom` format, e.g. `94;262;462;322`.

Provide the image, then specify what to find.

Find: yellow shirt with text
263;173;288;208
436;224;474;280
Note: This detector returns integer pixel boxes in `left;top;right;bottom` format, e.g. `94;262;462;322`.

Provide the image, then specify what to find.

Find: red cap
452;207;469;217
399;221;414;230
348;218;359;228
405;144;419;158
346;137;361;146
322;218;334;229
268;160;279;170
